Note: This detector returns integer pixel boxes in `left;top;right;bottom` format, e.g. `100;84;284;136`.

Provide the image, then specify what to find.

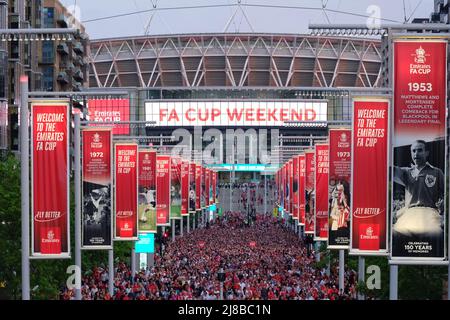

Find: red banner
82;129;113;248
292;157;299;220
205;168;210;206
299;154;306;225
146;101;328;126
201;167;207;208
328;129;351;249
88;99;130;135
351;99;389;253
170;157;182;219
283;164;287;213
315;144;329;240
189;163;196;213
195;164;202;210
114;143;138;239
32;102;69;257
138;150;156;188
181;160;190;216
305;151;315;234
392;40;447;260
275;170;279;206
212;171;218;203
156;155;171;226
289;159;293;216
138;149;157;233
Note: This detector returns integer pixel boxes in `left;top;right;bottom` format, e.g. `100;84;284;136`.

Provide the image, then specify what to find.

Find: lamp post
218;267;225;300
9;26;82;301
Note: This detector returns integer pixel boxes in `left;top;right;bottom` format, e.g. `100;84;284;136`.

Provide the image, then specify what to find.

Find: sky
60;0;434;40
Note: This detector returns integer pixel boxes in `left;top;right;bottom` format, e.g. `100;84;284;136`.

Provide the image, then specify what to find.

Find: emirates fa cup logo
414;46;426;64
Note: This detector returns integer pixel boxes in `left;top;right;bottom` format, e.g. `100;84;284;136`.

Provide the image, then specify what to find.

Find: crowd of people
218;181;276;214
60;208;358;300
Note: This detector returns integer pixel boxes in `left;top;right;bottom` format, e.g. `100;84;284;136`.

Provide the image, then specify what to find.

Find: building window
43;7;54;28
43;67;54;91
42;41;54;64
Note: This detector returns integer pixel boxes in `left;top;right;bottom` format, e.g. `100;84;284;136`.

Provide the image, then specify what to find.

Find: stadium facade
86;33;387;177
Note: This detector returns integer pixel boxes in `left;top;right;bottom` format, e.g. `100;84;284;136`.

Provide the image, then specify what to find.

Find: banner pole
389;264;398;300
187;214;190;233
264;174;267;215
108;249;114;297
74;113;82;300
172;219;175;242
339;249;345;294
161;226;165;255
358;256;365;300
181;216;184;236
229;175;232;212
131;247;136;282
20;76;30;300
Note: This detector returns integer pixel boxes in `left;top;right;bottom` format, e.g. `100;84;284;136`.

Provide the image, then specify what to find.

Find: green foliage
0;154;22;299
398;265;447;300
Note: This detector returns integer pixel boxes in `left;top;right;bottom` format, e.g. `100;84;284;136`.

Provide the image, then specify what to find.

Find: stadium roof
89;33;382;88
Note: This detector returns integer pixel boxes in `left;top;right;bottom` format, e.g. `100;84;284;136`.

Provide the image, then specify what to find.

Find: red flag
299;154;306;226
138;149;157;233
195;164;202;211
392;40;447;259
156;155;171;226
315;144;329;240
82;129;113;248
114;143;138;239
32;102;69;257
181;160;190;216
351;99;389;254
305;150;315;234
328;129;351;249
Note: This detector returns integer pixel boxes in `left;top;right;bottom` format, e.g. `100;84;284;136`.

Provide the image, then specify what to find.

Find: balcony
72;81;82;91
60;61;75;73
57;43;69;56
73;69;84;81
57;14;68;28
73;55;83;66
73;41;84;55
57;71;69;84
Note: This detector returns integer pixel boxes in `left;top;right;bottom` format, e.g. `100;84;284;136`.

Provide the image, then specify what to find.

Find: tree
0;154;21;299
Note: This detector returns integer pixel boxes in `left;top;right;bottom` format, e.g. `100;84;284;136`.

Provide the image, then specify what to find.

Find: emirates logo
340;133;347;142
124;223;129;229
366;227;373;237
47;230;54;240
413;46;428;64
145;154;149;160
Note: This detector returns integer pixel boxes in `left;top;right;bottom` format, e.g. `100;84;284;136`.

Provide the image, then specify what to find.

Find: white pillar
390;265;398;300
339;250;345;294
